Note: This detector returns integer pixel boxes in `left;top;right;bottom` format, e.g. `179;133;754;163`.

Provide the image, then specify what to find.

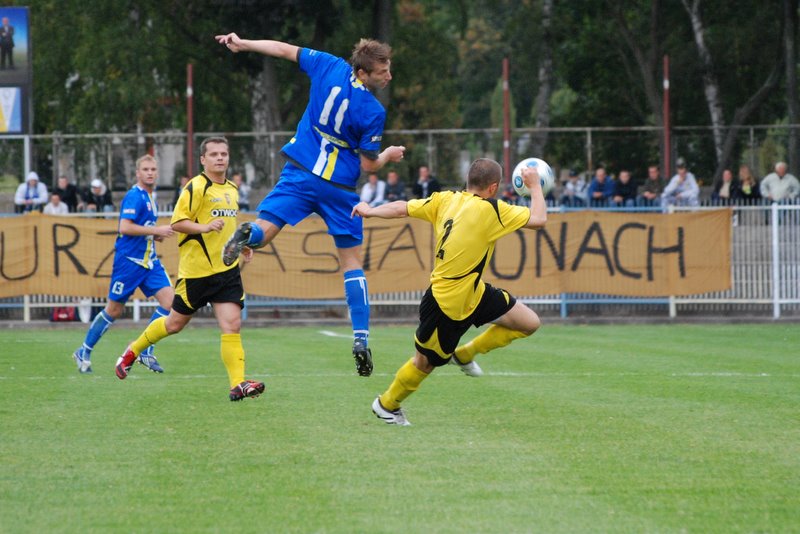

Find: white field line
1;371;798;380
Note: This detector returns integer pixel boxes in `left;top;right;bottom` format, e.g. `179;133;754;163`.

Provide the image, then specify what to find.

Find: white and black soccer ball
512;157;555;197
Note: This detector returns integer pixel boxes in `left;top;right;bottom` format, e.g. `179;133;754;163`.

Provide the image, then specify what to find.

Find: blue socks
344;269;370;346
81;310;115;359
141;306;169;357
246;222;265;248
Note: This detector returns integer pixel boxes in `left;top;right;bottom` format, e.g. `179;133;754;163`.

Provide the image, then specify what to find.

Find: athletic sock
80;310;115;359
245;222;265;248
379;358;429;411
454;324;528;363
220;333;245;388
130;316;169;356
141;306;169;356
344;269;370;346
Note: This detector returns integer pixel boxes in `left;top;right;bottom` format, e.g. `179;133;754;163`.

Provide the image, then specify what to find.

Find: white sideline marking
318;330;352;339
1;371;798;380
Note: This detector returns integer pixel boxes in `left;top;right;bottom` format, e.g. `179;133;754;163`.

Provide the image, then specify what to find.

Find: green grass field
1;323;798;533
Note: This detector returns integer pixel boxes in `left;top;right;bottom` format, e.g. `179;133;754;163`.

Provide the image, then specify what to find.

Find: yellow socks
220;333;245;388
130;316;169;356
454;324;528;363
380;358;429;410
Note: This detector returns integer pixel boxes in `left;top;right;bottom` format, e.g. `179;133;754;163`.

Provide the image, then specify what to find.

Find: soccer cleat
72;349;93;374
137;350;164;373
115;346;137;380
229;379;265;402
353;339;373;377
371;396;411;426
450;354;484;377
222;222;252;266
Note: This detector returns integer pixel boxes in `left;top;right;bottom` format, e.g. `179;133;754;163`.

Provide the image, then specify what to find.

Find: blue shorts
108;257;172;303
257;162;363;248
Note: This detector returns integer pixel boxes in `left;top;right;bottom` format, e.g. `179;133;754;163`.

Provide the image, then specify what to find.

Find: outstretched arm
351;200;409;219
215;32;299;62
521;166;547;229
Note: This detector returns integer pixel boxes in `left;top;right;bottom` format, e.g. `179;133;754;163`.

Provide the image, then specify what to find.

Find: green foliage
1;324;799;531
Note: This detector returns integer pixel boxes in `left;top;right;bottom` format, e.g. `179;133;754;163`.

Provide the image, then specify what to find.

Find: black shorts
415;283;516;366
172;266;245;315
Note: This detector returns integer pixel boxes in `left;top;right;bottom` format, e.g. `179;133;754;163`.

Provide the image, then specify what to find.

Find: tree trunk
372;0;393;108
250;57;282;185
682;0;725;165
785;0;799;174
529;0;554;157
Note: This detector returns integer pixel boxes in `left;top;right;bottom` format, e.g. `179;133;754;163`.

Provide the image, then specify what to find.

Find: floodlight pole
502;57;511;183
186;63;195;179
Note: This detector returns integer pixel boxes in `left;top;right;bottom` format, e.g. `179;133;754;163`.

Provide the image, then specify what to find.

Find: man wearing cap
661;157;699;209
14;172;49;213
561;169;588;207
82;179;114;212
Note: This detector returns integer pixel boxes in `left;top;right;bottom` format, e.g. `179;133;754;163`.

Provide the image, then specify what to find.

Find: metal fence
1;125;799;196
2;202;798;322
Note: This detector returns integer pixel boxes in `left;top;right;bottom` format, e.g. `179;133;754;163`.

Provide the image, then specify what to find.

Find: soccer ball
512;157;555;197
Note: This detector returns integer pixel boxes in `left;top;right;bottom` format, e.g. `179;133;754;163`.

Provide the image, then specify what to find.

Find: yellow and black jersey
407;191;530;320
171;173;239;279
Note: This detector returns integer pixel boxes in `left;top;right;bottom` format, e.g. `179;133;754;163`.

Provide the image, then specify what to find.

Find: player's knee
520;311;541;337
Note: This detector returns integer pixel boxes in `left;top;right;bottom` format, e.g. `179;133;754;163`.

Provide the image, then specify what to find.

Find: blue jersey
281;48;386;189
115;185;159;269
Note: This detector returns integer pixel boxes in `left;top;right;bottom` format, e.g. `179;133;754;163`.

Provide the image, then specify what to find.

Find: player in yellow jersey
351;158;547;425
115;137;265;401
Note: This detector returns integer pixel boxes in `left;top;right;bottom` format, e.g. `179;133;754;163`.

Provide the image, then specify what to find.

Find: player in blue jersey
215;32;406;377
71;155;175;374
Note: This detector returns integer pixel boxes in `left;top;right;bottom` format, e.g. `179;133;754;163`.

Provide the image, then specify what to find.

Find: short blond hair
350;39;392;74
135;154;157;169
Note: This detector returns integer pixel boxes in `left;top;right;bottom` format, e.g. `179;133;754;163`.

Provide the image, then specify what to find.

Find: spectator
638;165;665;207
759;161;800;202
737;164;761;204
661;157;699;209
586;166;614;207
560;169;587;207
712;169;740;204
412;165;441;199
611;169;637;208
0;16;13;70
501;183;521;205
14;171;48;213
43;192;69;215
384;170;407;202
54;176;81;212
82;178;114;212
173;176;190;208
360;172;386;206
231;172;251;211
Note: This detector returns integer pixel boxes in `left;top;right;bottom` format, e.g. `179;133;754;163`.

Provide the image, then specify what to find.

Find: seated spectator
54;175;80;212
43;192;69;215
501;183;521;205
759;161;800;203
14;171;48;213
711;169;740;204
82;179;114;212
661;157;699;209
638;165;665;207
611;169;637;208
560;169;588;207
360;173;386;207
384;170;407;202
586;166;614;207
412;165;441;199
231;172;251;211
737;164;762;204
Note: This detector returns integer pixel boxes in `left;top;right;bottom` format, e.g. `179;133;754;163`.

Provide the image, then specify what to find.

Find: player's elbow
526;213;547;229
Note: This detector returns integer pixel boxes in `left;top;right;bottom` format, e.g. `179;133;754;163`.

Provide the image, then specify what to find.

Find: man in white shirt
661;157;699;209
43;192;69;215
759;161;800;202
359;173;386;207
